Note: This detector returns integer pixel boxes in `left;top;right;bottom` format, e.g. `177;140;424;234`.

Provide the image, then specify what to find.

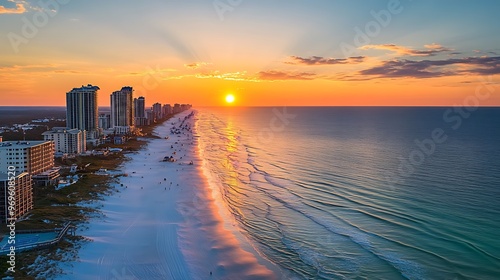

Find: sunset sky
1;0;499;106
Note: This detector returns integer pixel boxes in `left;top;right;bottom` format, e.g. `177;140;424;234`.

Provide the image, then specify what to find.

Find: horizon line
1;105;500;108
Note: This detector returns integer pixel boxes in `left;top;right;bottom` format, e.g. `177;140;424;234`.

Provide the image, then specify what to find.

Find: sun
225;94;235;104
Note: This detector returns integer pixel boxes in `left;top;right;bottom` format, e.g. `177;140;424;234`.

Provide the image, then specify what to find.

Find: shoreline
55;110;281;279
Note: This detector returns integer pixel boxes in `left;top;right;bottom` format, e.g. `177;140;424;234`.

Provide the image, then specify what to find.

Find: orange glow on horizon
1;68;499;107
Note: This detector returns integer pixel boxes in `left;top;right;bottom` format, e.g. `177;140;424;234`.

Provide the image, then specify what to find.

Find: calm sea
195;107;500;280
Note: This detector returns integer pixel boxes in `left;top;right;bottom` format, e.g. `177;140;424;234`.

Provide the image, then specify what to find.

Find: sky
0;0;499;107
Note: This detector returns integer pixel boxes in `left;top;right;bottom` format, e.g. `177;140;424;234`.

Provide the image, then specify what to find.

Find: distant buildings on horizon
65;83;192;147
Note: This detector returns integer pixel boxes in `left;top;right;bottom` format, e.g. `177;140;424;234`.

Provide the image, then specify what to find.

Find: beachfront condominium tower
134;96;147;126
152;102;162;121
66;84;100;139
111;86;135;134
162;104;172;116
134;96;145;118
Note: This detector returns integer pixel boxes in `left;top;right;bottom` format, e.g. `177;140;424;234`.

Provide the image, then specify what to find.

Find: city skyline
1;0;500;106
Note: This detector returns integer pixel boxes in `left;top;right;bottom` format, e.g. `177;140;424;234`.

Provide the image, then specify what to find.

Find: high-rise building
173;103;181;114
66;84;100;139
0;172;33;223
134;96;145;118
181;104;192;111
146;109;154;125
134;96;148;126
42;127;86;155
111;87;134;133
152;103;162;121
162;104;172;116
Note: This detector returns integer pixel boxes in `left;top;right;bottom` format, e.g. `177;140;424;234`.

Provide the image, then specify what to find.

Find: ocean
195;107;500;279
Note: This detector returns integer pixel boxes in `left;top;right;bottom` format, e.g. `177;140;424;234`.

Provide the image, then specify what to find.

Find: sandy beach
56;110;280;280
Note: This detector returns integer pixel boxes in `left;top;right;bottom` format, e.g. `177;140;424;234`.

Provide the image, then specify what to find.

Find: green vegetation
99;138;149;152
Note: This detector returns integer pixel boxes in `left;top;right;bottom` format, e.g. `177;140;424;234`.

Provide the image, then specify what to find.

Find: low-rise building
42;127;86;155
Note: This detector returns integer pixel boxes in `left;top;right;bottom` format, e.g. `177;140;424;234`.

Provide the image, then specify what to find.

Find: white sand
56;110;280;280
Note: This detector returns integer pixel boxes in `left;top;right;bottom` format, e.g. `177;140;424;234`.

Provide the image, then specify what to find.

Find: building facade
0;140;57;187
134;96;148;127
146;110;154;124
98;114;111;130
152;102;162;121
162;104;172;116
0;172;33;223
173;103;181;114
111;87;135;133
66;84;100;139
0;141;55;175
42;127;86;155
134;96;145;118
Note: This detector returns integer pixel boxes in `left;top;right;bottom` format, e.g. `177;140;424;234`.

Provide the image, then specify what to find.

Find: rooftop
0;140;51;149
70;84;100;92
42;127;82;135
32;167;60;177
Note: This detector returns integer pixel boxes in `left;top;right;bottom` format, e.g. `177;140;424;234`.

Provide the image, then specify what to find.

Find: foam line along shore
56;110;281;279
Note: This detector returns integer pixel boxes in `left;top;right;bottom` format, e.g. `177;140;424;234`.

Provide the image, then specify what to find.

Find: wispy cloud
258;70;317;80
194;71;250;81
286;55;365;65
53;70;88;74
121;67;177;77
0;64;59;72
357;56;500;79
0;0;26;14
154;70;258;82
359;43;452;57
184;62;211;69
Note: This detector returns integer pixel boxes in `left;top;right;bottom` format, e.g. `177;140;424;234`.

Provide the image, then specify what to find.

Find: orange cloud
258;70;317;81
184;62;211;69
194;71;251;81
360;43;452;56
0;1;26;14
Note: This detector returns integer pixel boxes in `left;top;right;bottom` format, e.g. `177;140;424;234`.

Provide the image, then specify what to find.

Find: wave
195;108;500;279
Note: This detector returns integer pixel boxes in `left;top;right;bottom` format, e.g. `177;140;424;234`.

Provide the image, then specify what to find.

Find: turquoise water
195;107;500;279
